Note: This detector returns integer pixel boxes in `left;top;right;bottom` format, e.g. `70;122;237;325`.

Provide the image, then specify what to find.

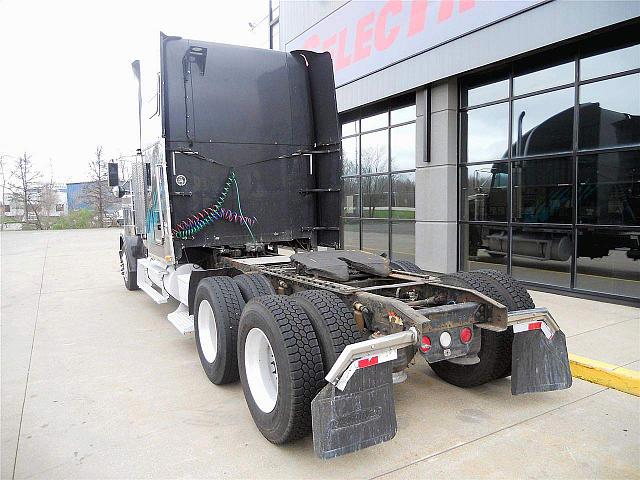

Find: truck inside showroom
110;33;572;459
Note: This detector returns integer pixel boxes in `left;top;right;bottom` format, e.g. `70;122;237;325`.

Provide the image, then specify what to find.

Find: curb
569;353;640;397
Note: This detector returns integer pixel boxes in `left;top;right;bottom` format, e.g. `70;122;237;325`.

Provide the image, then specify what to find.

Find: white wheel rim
245;328;278;413
198;300;218;363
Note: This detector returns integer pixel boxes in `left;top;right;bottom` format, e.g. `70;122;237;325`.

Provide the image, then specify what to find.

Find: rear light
439;331;452;348
460;327;473;344
419;335;431;353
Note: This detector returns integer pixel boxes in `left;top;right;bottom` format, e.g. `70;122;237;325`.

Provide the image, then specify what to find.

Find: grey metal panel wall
280;1;347;52
325;0;639;112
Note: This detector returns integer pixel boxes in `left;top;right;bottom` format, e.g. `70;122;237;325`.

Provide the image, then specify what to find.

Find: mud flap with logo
511;328;572;395
311;361;396;459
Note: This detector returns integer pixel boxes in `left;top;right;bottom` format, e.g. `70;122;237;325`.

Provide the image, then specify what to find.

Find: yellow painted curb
569;353;640;397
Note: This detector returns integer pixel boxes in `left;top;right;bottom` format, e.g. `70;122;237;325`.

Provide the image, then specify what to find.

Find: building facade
276;0;640;302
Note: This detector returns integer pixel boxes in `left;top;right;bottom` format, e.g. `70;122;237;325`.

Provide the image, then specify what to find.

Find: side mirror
108;162;119;187
112;185;125;198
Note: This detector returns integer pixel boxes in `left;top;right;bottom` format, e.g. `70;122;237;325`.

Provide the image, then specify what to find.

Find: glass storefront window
341;99;416;262
463;102;509;162
390;124;416;171
459;163;508;222
341;136;359;176
341;120;359;137
342;177;360;217
511;87;574;157
511;227;572;287
361;130;388;174
460;223;508;272
361;175;389;218
361;111;388;132
514;61;575;96
391;173;415;219
512;157;572;224
580;44;640;80
577;151;640;226
464;79;509;107
391;222;415;262
459;37;639;299
576;228;640;298
391;105;415;125
361;221;389;255
578;73;640;150
342;219;360;251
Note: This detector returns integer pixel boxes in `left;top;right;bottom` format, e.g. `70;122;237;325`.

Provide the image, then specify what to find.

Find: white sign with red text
286;0;540;87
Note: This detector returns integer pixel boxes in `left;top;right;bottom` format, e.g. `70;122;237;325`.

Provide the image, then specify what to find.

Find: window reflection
391;222;415;262
391;124;416;171
464;79;509;107
578;73;640;150
578;151;640;226
342;177;360;217
576;228;640;298
459;163;508;222
361;111;388;132
341;120;358;137
461;224;508;272
511;227;572;287
512;157;572;224
362;221;389;255
391;105;416;125
342;219;360;251
341;136;358;176
391;173;415;219
361;130;388;174
512;87;574;157
362;175;389;218
463;102;509;162
581;44;640;80
514;61;574;96
341;102;415;260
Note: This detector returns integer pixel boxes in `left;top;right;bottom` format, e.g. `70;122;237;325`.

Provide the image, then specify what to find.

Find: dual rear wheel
194;273;360;444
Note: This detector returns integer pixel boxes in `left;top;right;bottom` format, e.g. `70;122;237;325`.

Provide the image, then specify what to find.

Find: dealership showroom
274;0;640;304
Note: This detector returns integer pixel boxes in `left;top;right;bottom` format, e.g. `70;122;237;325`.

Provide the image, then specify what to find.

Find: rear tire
238;295;324;444
194;276;245;385
475;269;535;378
389;260;424;273
292;290;362;372
120;247;138;291
233;273;276;302
429;271;514;388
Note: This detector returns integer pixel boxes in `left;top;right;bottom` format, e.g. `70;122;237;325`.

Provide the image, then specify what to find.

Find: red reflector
528;321;542;331
358;356;379;368
419;335;431;353
460;327;473;344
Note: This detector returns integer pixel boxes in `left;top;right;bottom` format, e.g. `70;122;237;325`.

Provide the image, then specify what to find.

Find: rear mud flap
311;362;396;459
511;329;572;395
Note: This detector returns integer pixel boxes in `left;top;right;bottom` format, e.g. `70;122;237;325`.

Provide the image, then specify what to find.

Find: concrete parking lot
1;228;639;479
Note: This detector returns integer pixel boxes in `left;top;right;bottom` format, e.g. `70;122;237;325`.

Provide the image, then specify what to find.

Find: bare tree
36;182;60;229
82;146;119;227
360;145;388;218
8;153;43;228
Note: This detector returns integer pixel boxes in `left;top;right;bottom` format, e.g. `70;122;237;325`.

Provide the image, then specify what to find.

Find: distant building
1;183;67;221
66;181;92;211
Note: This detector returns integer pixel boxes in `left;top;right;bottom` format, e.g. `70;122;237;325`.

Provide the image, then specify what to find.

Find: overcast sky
0;0;269;183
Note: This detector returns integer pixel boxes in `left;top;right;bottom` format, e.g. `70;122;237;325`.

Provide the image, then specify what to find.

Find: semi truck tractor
110;33;572;459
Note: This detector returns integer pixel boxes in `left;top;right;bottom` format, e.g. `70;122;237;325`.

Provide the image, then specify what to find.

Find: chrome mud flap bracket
311;329;417;459
508;308;572;395
311;362;396;459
